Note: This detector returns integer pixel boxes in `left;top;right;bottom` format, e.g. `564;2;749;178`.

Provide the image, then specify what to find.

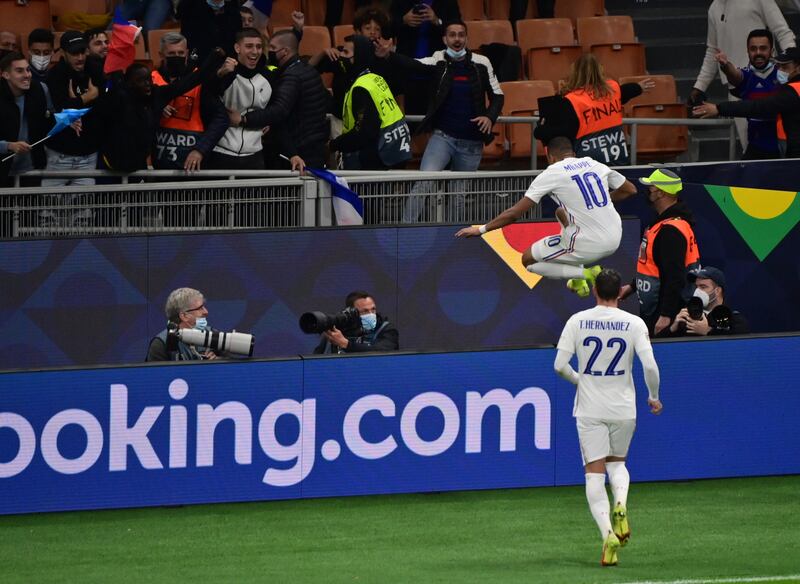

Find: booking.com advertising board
2;335;799;515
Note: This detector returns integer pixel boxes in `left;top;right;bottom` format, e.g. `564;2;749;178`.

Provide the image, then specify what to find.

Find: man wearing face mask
151;32;229;171
27;29;55;84
619;169;701;337
329;35;410;170
313;291;400;354
146;287;218;361
714;29;781;160
669;267;749;336
695;47;800;158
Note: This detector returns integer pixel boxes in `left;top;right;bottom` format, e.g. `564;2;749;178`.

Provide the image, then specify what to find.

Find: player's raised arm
610;179;638;203
454;197;536;238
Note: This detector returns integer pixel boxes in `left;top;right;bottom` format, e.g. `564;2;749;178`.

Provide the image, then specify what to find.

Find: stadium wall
1;335;799;515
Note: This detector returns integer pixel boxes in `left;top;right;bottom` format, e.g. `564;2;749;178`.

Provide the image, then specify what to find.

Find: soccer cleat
567;278;590;298
583;265;602;287
601;531;621;566
612;503;631;546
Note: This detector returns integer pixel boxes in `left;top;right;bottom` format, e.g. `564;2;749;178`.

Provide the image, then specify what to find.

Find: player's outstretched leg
585;472;618;565
602;531;621;566
583;265;602;287
607;461;631;545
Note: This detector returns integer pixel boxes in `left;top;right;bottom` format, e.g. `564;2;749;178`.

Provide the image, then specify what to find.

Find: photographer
312;291;400;354
670;267;750;336
146;287;217;361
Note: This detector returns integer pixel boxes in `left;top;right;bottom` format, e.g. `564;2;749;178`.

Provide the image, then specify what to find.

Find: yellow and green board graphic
705;185;800;261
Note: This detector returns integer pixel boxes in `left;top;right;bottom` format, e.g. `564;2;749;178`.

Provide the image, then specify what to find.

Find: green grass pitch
1;475;799;584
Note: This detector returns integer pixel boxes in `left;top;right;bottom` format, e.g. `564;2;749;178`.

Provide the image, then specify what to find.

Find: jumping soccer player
554;269;662;566
455;136;637;297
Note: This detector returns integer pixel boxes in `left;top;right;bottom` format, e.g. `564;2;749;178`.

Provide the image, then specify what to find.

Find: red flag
104;13;142;75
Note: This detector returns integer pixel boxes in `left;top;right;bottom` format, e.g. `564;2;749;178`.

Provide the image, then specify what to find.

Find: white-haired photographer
146;287;218;362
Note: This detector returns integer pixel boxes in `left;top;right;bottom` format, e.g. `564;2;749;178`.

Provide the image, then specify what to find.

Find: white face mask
692;288;717;309
30;54;51;71
777;69;790;84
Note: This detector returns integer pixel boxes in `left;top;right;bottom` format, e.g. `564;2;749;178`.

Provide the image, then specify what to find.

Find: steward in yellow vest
330;35;411;170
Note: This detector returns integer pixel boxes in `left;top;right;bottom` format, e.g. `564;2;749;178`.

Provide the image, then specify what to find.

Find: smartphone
413;3;426;14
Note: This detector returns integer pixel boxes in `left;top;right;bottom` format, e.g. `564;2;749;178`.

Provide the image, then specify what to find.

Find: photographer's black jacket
313;315;400;354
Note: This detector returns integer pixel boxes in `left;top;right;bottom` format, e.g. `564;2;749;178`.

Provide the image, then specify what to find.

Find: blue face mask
446;47;466;60
206;0;224;9
360;313;377;332
777;69;790;84
194;317;208;331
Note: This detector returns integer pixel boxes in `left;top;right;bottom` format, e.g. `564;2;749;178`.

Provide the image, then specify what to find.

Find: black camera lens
687;296;704;320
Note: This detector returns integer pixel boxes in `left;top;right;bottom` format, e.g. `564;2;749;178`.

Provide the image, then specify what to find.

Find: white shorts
531;224;618;265
576;417;636;465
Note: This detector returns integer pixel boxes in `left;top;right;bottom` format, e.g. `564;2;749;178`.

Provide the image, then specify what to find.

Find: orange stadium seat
50;0;107;30
0;0;51;39
626;103;688;159
269;0;301;28
466;20;514;51
576;15;635;51
516;18;575;72
591;43;646;79
275;25;331;57
459;0;485;21
619;75;678;115
555;0;605;27
501;80;555;158
527;45;582;87
333;24;354;48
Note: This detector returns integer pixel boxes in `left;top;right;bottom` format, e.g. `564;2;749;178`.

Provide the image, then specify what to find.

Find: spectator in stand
329;35;411;170
120;0;173;38
44;31;102;187
325;0;373;27
178;0;242;63
86;28;109;60
310;6;399;145
27;29;55;84
231;30;330;172
0;52;53;187
535;54;653;166
694;47;800;158
375;20;503;222
669;267;750;336
689;0;795;148
391;0;461;114
152;32;228;171
210;28;272;170
715;29;781;159
0;31;18;55
509;0;554;25
240;5;255;29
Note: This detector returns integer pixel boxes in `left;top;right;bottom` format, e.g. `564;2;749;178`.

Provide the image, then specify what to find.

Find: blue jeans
120;0;173;34
402;130;484;223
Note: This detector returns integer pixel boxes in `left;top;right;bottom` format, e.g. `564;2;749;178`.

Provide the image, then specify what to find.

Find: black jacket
313;315;400;354
177;0;241;63
45;59;102;156
0;78;52;181
242;56;330;166
391;0;461;58
387;49;504;144
718;74;800;158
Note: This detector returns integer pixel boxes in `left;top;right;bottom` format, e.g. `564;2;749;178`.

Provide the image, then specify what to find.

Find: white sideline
614;575;800;584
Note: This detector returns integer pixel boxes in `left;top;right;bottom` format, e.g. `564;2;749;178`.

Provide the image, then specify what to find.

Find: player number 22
570;172;608;210
582;336;627;376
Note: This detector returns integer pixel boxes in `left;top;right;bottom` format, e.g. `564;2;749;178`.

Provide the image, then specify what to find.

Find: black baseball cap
688;266;726;289
60;31;88;54
775;47;800;64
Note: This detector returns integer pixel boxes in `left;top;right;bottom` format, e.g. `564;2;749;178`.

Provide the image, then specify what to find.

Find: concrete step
631;13;707;39
605;0;710;18
644;38;707;75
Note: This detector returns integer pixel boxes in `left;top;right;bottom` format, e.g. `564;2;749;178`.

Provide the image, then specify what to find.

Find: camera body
167;323;255;357
686;296;705;321
412;3;427;14
299;307;361;335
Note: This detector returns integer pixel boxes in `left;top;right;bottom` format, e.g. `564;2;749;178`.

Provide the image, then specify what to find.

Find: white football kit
524;156;627;265
555;305;660;464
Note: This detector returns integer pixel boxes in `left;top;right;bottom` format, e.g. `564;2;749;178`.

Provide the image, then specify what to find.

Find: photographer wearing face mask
313;291;400;354
670;267;749;336
151;32;229;172
694;47;800;158
146;287;218;361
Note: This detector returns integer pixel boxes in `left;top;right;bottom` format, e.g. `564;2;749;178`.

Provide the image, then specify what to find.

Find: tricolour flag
307;167;364;226
48;108;91;138
104;8;142;75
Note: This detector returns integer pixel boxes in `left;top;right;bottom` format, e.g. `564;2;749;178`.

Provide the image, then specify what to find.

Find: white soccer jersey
556;305;653;420
524;157;626;249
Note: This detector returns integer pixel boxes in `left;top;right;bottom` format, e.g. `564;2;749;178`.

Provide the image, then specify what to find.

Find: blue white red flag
104;8;142;75
307;167;364;226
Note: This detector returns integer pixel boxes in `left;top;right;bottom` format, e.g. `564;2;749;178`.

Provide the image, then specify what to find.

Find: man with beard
151;32;228;171
715;29;781;159
329;35;410;170
84;28;110;86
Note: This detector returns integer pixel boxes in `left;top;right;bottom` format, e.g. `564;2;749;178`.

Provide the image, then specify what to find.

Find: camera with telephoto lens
686;296;705;321
299;307;361;335
167;323;255;357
